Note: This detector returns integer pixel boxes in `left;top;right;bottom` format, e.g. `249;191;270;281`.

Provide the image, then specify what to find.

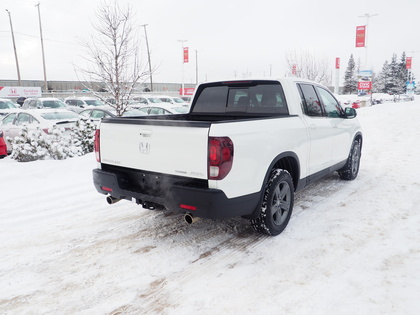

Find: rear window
41;112;80;120
192;81;289;115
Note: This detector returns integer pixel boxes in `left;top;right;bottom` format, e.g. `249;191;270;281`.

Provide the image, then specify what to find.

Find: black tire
338;139;362;180
251;169;294;236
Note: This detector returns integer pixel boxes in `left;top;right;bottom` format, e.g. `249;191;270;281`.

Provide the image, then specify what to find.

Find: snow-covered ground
1;99;420;314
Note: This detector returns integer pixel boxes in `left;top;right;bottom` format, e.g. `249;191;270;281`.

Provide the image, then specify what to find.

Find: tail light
94;129;101;162
208;137;233;180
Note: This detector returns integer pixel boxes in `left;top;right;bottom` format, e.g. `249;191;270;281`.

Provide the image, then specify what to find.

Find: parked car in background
180;96;192;103
0;130;7;158
0;98;19;117
22;98;69;110
401;94;415;101
156;95;189;107
137;103;190;115
64;97;106;112
0;109;80;154
131;96;165;106
352;101;361;109
79;108;146;124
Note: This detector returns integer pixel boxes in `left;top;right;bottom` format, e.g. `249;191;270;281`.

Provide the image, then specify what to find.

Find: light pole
36;2;48;92
195;49;199;84
358;13;378;69
178;39;187;95
5;9;21;86
142;24;153;92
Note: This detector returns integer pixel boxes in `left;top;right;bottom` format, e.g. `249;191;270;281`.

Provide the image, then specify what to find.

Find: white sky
1;0;419;84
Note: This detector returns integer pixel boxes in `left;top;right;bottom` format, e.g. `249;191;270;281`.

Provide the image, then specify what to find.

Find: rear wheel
338;139;361;180
251;169;294;236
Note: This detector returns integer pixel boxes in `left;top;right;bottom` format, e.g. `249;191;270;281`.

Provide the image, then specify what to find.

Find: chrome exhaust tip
106;196;121;204
184;213;200;224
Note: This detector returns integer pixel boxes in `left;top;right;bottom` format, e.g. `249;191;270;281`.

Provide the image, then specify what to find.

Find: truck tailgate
99;119;210;180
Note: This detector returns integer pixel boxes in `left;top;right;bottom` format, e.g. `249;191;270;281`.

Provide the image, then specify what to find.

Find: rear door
314;86;354;165
297;83;333;175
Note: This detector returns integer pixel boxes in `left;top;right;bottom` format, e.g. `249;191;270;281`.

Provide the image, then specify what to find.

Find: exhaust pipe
106;196;121;204
184;213;200;224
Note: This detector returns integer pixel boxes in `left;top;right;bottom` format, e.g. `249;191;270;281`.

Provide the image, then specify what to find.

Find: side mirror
344;107;357;118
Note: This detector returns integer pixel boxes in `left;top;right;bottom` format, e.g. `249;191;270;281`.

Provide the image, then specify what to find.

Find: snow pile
0;100;419;314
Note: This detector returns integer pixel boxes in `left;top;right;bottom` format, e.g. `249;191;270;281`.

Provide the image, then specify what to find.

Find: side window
139;107;149;114
298;84;323;117
149;107;163;115
16;113;30;125
91;110;105;118
316;87;344;118
80;111;90;118
1;113;17;125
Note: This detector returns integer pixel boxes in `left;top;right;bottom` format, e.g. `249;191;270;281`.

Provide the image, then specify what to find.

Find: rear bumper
93;168;261;219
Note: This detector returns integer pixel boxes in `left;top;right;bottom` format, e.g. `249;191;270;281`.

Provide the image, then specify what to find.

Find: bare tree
285;50;332;87
77;1;147;116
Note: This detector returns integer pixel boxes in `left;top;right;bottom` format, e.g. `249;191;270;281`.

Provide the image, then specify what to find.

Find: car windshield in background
43;101;67;109
85;100;105;106
148;98;163;103
41;112;80;120
0;101;17;109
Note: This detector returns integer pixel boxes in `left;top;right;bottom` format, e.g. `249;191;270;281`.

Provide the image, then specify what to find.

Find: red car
0;130;7;159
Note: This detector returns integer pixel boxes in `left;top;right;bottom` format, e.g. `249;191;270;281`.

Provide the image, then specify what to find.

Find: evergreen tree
385;54;401;94
343;54;358;94
398;52;409;93
71;118;96;155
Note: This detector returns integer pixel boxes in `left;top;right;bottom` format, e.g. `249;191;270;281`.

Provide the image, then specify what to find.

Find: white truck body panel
100;122;209;179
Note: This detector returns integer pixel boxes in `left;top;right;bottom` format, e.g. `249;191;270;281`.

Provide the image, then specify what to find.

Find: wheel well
273;156;299;191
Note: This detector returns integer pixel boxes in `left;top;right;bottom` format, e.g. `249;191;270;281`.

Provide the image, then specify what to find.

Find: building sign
357;70;372;90
335;57;340;69
0;86;42;98
406;57;412;69
356;26;366;48
357;81;372;90
183;47;189;63
179;87;195;95
406;80;416;94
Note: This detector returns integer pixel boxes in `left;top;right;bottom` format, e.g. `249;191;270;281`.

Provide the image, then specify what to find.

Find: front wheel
338;139;362;180
251;169;294;236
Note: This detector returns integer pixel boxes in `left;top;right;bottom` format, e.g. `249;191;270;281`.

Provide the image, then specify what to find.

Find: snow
1;99;420;314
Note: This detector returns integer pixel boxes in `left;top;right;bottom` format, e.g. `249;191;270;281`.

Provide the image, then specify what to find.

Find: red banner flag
356;26;366;48
183;47;189;63
406;57;412;69
335;57;340;69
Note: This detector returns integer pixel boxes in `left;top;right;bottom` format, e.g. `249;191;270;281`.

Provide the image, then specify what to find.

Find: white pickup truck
93;78;362;236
